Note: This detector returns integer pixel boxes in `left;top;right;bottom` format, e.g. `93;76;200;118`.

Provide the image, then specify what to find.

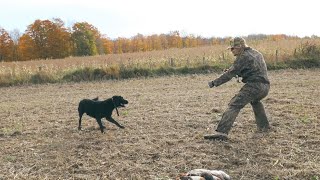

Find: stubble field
0;69;319;179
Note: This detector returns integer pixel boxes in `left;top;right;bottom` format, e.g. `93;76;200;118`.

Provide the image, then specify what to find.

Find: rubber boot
251;101;269;131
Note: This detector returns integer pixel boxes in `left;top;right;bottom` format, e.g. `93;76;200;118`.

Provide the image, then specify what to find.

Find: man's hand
208;81;215;88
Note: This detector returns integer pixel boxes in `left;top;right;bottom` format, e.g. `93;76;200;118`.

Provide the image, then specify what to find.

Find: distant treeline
0;18;317;62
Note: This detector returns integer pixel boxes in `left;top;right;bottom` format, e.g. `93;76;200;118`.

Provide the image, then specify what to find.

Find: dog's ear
113;95;123;100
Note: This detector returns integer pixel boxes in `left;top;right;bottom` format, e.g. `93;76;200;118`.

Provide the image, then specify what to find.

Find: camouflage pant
216;82;270;134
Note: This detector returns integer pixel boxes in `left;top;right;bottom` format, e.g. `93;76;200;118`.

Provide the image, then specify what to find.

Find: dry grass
1;38;320;88
0;45;227;74
0;69;319;179
1;38;319;77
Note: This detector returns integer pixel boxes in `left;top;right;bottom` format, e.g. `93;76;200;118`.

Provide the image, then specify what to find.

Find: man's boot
204;131;228;141
252;101;270;131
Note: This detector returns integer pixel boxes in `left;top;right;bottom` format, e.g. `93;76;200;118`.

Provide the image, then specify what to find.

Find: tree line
0;18;304;62
0;18;220;62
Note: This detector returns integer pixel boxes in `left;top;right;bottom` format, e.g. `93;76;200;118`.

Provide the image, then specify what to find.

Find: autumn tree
149;34;162;50
101;36;114;54
47;18;72;59
0;27;14;61
9;29;21;61
122;38;132;53
144;36;153;51
22;18;71;60
159;34;169;49
270;34;287;41
132;34;146;52
183;34;198;48
18;34;37;61
113;38;125;54
211;37;223;46
167;31;183;48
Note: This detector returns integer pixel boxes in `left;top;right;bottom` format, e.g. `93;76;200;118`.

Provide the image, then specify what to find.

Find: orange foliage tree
18;34;37;61
149;34;162;50
101;36;114;54
19;18;71;60
132;34;147;52
167;31;183;48
0;27;14;61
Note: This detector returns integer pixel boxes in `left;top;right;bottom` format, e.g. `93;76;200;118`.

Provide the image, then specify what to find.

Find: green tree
71;22;100;56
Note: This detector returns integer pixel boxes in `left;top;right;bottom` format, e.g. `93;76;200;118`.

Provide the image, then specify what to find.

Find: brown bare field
0;69;319;179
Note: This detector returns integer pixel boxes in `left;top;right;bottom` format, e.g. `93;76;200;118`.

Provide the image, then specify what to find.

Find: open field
1;38;319;80
0;69;319;179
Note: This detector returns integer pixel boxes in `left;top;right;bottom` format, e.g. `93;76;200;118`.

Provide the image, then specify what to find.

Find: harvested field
0;69;319;179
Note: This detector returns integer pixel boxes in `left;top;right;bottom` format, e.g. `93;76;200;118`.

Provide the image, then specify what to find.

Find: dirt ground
0;69;319;179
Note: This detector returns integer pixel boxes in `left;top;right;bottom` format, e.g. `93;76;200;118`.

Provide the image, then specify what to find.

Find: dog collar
112;97;120;116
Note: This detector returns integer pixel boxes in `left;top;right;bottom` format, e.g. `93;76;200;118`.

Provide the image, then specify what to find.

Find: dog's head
112;96;128;107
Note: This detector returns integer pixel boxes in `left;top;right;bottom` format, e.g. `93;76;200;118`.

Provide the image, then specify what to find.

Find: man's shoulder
242;47;262;58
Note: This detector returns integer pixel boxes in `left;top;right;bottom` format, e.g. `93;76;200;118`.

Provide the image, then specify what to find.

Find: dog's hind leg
106;117;125;129
96;118;105;133
78;112;84;130
78;102;85;130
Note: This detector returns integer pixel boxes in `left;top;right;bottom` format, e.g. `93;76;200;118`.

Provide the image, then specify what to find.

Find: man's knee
251;100;261;106
228;103;245;110
229;94;252;109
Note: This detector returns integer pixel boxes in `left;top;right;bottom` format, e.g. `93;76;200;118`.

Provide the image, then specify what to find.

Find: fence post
275;49;278;65
186;57;190;67
169;58;175;67
203;56;206;65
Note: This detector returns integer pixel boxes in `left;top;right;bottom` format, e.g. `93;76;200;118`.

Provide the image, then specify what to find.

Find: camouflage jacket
213;47;270;86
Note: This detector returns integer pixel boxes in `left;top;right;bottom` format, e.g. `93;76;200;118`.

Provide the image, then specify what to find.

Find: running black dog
78;96;128;133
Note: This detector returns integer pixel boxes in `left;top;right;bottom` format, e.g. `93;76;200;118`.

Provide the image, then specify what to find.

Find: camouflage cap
228;37;248;49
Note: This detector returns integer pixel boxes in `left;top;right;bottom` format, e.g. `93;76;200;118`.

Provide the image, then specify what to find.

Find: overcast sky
1;0;319;39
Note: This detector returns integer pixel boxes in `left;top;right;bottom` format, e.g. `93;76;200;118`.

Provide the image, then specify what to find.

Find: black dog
78;96;128;133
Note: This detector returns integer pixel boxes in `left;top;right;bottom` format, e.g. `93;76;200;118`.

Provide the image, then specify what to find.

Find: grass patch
62;64;225;83
1;59;320;87
30;71;57;84
286;58;320;69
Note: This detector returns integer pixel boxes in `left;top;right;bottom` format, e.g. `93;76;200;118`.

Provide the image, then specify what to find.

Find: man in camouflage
204;37;270;140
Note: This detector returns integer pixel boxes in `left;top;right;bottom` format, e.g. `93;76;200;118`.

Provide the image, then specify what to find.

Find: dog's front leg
95;118;105;133
106;117;125;129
